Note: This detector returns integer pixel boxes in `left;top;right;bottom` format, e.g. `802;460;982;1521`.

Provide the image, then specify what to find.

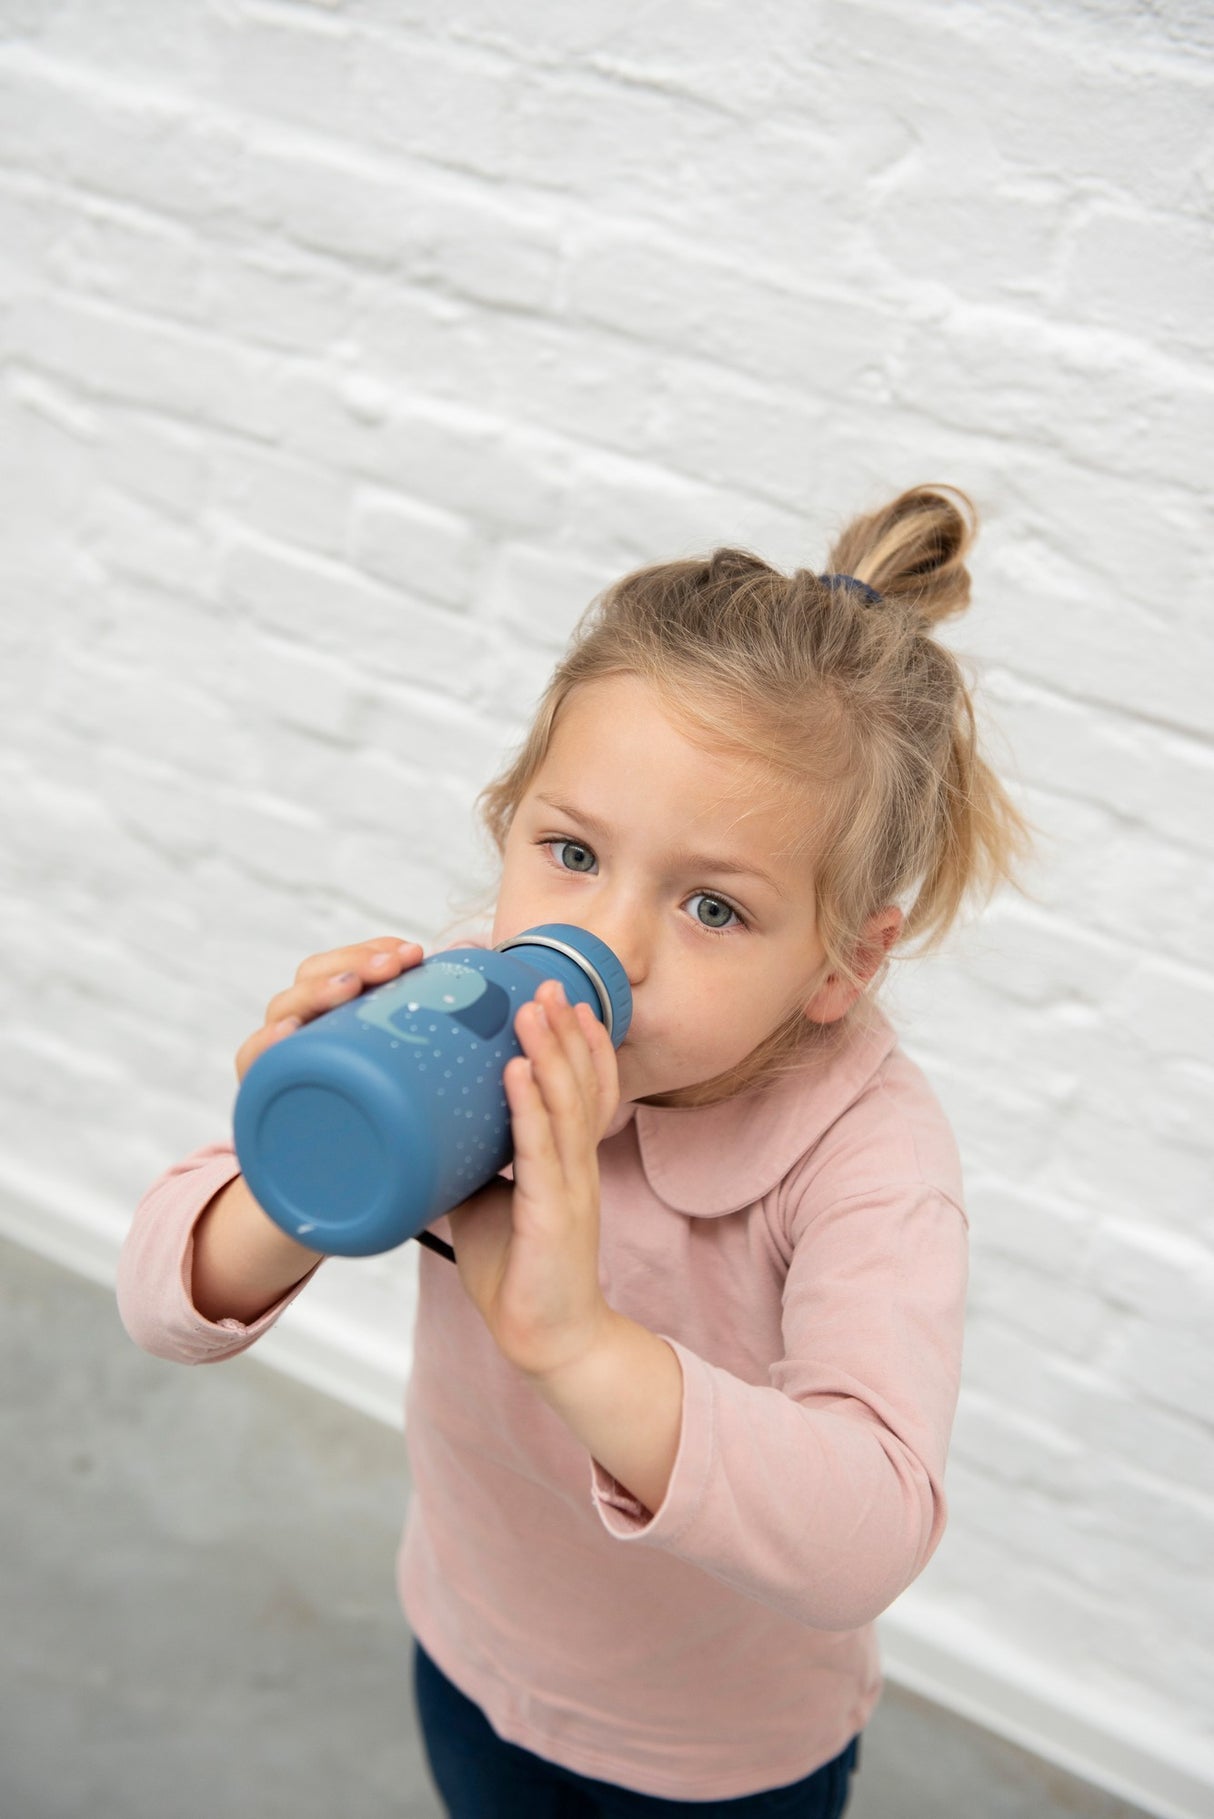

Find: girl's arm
527;1307;683;1518
447;977;683;1514
588;1177;969;1632
116;1140;323;1364
448;977;969;1630
119;934;423;1357
190;1173;322;1325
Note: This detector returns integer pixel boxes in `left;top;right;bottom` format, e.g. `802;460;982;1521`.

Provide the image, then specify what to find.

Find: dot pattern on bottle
346;951;597;1194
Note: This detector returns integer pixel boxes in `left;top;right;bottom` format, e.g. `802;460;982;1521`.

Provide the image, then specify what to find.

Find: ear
804;907;903;1025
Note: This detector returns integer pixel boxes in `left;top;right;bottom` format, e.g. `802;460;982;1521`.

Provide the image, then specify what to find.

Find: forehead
533;674;813;861
542;673;769;788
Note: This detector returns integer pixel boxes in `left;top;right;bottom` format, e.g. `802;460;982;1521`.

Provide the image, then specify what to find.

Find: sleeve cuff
118;1146;323;1364
589;1337;714;1544
181;1182;324;1353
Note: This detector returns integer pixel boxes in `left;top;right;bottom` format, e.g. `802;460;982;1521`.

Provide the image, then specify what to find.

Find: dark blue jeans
413;1643;859;1818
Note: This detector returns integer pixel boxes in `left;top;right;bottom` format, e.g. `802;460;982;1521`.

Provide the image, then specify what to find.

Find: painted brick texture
3;0;1211;1797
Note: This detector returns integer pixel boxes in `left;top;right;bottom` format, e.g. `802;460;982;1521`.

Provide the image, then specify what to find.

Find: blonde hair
474;485;1035;1106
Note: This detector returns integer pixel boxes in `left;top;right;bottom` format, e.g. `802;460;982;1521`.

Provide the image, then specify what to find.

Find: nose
581;903;648;991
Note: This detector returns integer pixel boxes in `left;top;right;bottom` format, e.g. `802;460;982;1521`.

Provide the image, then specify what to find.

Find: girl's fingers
529;988;602;1117
551;991;621;1141
576;1002;622;1135
248;938;423;1080
502;1054;567;1195
234;1017;302;1082
263;971;357;1027
513;994;598;1180
536;982;602;1104
294;936;422;986
264;938;423;1027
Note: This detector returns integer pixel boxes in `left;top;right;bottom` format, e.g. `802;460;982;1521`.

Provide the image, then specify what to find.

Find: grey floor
1;1236;1157;1819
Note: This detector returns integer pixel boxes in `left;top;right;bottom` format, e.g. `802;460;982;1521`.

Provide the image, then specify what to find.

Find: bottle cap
495;924;632;1045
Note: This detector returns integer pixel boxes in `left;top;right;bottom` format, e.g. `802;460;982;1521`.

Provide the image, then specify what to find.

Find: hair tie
820;572;883;606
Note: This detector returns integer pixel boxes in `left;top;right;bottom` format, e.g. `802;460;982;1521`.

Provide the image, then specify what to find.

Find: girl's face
491;674;839;1106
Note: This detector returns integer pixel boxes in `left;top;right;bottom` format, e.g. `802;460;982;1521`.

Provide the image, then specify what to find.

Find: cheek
490;884;522;945
493;845;532;918
673;985;761;1058
708;981;792;1053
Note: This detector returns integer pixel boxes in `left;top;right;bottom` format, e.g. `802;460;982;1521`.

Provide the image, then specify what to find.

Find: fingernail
546;980;566;1004
370;952;394;968
276;1016;301;1033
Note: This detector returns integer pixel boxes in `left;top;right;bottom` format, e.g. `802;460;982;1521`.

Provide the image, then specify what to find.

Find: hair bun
826;485;976;625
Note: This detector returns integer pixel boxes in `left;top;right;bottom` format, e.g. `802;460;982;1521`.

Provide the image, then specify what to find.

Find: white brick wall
3;4;1211;1812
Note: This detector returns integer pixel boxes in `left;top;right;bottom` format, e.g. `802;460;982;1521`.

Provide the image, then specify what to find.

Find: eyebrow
534;794;787;899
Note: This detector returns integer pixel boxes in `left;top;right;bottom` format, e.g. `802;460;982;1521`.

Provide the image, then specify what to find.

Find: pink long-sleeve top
117;1001;968;1802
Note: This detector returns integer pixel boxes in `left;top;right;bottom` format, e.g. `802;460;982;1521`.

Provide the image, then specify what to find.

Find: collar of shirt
603;1004;899;1218
449;930;900;1220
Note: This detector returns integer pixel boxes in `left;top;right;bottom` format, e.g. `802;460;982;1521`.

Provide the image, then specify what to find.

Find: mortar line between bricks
19;304;1203;528
12;161;1213;427
989;673;1214;755
9;123;1211;386
425;5;1214;101
822;0;1214;85
4;45;1212;347
2;137;1210;393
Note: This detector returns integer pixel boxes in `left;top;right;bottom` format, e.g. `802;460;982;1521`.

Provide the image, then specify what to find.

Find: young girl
118;484;1031;1817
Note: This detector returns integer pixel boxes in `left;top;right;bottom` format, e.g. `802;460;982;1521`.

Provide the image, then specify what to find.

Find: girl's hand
233;936;424;1081
447;979;621;1382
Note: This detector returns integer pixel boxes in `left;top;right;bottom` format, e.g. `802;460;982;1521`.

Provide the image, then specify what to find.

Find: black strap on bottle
414;1230;457;1264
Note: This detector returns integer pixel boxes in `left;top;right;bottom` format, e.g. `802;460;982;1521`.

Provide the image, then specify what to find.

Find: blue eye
550;840;597;874
542;840;749;938
687;894;746;938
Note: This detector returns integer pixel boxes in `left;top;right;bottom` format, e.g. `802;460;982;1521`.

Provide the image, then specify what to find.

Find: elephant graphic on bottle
355;960;513;1047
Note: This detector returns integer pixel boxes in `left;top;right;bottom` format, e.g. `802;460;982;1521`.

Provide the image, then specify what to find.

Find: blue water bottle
232;924;631;1257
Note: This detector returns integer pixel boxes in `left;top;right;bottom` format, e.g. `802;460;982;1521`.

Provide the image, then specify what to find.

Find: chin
617;1039;735;1107
622;1064;700;1107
